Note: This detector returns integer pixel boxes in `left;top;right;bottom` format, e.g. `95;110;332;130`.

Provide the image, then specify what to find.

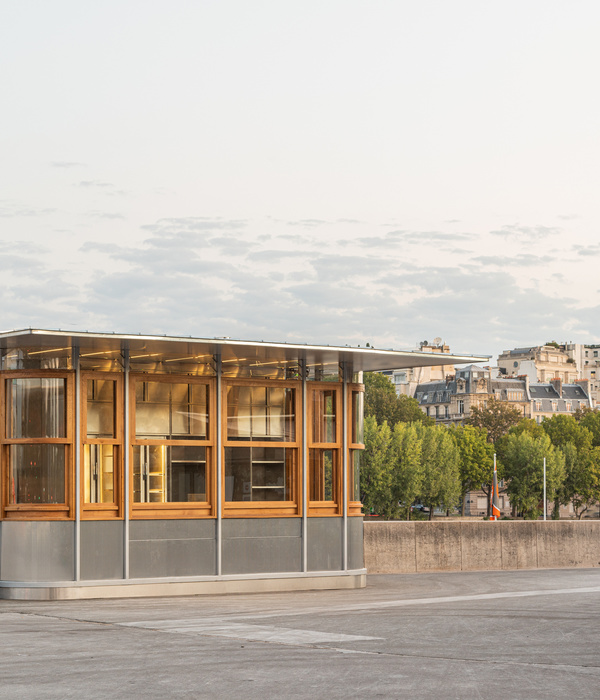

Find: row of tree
361;373;600;520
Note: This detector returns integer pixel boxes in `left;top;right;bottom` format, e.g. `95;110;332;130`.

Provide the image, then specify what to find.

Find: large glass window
9;444;66;504
309;448;336;501
82;376;121;510
308;385;340;511
5;377;69;507
84;444;115;504
347;386;365;513
227;386;294;441
132;378;211;508
312;389;336;443
7;378;66;439
351;390;364;445
349;450;361;503
225;446;294;502
87;379;115;438
133;445;207;503
224;381;299;512
135;381;208;439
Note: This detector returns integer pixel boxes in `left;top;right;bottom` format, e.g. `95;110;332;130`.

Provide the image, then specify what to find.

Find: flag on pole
490;453;501;520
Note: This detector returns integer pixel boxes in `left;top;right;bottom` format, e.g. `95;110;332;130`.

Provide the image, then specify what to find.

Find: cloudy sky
2;1;599;363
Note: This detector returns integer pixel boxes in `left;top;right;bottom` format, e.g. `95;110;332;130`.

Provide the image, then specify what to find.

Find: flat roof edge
0;328;490;368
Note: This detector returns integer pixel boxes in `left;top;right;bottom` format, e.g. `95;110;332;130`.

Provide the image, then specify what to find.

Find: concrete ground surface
1;569;599;699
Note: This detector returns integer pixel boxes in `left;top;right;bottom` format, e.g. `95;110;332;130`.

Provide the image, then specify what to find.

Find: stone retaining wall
364;520;600;573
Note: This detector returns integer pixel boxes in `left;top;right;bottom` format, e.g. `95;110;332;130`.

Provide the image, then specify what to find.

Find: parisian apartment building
381;341;599;518
387;341;598;424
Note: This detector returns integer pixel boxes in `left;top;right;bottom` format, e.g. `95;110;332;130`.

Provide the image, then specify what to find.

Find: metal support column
301;359;308;572
74;345;81;582
342;362;349;571
215;354;222;576
123;348;130;579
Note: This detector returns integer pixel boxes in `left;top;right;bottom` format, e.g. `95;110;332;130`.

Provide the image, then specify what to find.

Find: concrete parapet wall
364;521;600;573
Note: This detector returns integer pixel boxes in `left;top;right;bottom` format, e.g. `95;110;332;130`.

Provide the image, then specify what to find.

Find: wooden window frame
129;374;216;519
347;383;365;516
222;378;301;518
307;381;342;516
1;370;75;521
80;371;124;520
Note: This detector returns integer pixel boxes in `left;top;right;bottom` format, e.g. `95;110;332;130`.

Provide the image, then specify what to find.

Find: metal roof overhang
0;329;489;372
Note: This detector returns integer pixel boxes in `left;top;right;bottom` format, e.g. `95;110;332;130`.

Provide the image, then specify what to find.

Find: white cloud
2;3;600;362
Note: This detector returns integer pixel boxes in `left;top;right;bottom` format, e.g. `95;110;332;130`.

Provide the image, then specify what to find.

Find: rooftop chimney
550;377;562;397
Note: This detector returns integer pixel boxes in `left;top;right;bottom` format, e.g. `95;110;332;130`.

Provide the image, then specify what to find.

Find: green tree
360;417;397;518
507;418;546;439
464;397;523;443
449;424;495;516
542;414;593;452
502;432;565;519
417;424;461;520
541;414;600;519
391;422;423;520
574;407;600;447
364;372;433;427
557;442;600;519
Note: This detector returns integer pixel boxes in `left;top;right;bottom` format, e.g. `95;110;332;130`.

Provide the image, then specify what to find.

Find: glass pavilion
0;329;485;599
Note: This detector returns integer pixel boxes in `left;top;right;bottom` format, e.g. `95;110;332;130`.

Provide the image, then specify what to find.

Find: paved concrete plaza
1;568;599;699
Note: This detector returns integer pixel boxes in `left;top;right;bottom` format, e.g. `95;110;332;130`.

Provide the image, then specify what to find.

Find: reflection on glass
133;445;206;503
7;378;66;438
312;389;336;443
84;444;115;503
306;365;341;382
225;446;292;501
9;445;66;504
352;391;364;444
227;386;294;441
87;379;116;438
309;448;336;502
350;450;361;502
135;382;208;439
1;348;72;370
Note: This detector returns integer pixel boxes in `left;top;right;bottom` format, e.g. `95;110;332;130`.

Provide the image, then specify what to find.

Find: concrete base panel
0;571;367;600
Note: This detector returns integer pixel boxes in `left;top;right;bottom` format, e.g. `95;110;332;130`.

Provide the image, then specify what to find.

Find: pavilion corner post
341;362;348;571
123;347;130;579
74;345;81;582
301;359;308;572
215;353;222;577
543;457;547;521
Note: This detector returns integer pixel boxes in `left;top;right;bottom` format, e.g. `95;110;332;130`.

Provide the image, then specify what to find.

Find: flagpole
490;453;500;521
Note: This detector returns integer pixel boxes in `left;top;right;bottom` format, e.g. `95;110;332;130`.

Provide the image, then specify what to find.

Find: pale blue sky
1;1;599;362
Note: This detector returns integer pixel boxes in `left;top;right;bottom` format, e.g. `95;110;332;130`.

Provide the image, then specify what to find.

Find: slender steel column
215;354;222;577
123;348;130;580
342;362;349;571
301;359;308;572
74;345;81;582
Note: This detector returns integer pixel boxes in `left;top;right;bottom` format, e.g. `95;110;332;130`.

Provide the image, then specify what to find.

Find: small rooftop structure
0;328;486;600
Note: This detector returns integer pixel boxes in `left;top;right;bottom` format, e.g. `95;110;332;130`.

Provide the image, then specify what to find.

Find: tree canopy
448;424;495;515
464;397;523;443
574;407;600;447
541;414;600;519
364;372;433;427
502;432;565;519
